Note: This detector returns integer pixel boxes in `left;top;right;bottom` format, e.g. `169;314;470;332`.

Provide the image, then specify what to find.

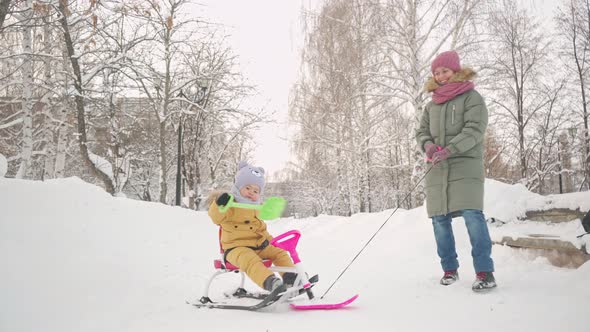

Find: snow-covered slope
0;177;588;332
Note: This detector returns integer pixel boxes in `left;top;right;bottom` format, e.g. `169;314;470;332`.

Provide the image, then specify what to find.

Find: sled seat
213;227;273;271
213;258;273;271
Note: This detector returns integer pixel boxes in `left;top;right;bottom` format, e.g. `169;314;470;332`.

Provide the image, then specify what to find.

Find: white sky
193;0;311;179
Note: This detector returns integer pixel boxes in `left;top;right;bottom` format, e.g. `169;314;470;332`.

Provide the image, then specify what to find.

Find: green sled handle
218;195;287;220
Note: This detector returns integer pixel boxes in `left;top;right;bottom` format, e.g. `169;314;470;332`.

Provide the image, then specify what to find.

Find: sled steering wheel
271;230;302;263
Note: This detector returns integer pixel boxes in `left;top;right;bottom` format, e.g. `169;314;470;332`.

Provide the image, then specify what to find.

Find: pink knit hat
431;50;461;73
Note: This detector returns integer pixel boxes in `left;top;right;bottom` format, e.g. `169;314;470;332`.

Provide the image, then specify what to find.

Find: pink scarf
432;81;474;104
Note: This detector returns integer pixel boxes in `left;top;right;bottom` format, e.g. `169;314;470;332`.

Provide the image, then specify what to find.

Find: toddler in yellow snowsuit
208;161;294;291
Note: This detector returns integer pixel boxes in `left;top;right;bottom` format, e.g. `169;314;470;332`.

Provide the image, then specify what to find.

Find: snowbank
0;177;589;332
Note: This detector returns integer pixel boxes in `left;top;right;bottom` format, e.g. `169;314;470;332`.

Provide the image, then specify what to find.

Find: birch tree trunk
53;105;68;178
155;26;173;203
16;0;33;179
42;22;56;179
53;44;71;179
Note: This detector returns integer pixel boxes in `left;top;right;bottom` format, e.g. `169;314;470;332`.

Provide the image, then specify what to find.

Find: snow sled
191;229;358;311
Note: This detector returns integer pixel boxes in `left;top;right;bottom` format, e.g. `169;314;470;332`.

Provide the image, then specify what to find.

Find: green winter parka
415;68;488;218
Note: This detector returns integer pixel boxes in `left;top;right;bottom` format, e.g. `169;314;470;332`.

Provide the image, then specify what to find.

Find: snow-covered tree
555;0;590;190
484;0;554;185
1;0;263;205
378;0;487;205
288;0;485;216
290;0;386;215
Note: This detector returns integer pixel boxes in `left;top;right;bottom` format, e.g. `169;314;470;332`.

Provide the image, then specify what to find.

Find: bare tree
57;0;116;193
1;0;263;205
288;0;486;216
122;0;217;203
555;0;590;189
378;0;485;116
1;0;60;179
291;0;356;215
291;0;367;215
527;81;567;193
485;0;553;183
377;0;486;206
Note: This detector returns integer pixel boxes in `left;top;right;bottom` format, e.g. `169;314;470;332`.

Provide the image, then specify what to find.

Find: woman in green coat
415;50;496;292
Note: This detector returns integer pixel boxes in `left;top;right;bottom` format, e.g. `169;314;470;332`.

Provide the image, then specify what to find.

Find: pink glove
424;143;441;160
431;148;452;164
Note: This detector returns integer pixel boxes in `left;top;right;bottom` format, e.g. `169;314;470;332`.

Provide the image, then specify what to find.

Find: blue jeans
431;209;494;273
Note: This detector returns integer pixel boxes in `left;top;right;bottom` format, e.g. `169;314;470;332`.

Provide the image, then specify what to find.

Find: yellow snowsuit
208;193;294;289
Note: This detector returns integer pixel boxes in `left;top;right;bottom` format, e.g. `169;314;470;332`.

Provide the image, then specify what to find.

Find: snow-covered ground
483;179;590;250
1;177;589;332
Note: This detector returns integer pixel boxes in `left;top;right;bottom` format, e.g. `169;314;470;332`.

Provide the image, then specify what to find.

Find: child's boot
282;272;298;287
263;275;283;292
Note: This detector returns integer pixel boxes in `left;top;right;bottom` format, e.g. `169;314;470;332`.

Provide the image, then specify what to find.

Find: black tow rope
320;164;434;299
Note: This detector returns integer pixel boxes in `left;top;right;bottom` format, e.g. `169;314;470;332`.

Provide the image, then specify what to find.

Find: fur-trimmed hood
424;67;477;93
